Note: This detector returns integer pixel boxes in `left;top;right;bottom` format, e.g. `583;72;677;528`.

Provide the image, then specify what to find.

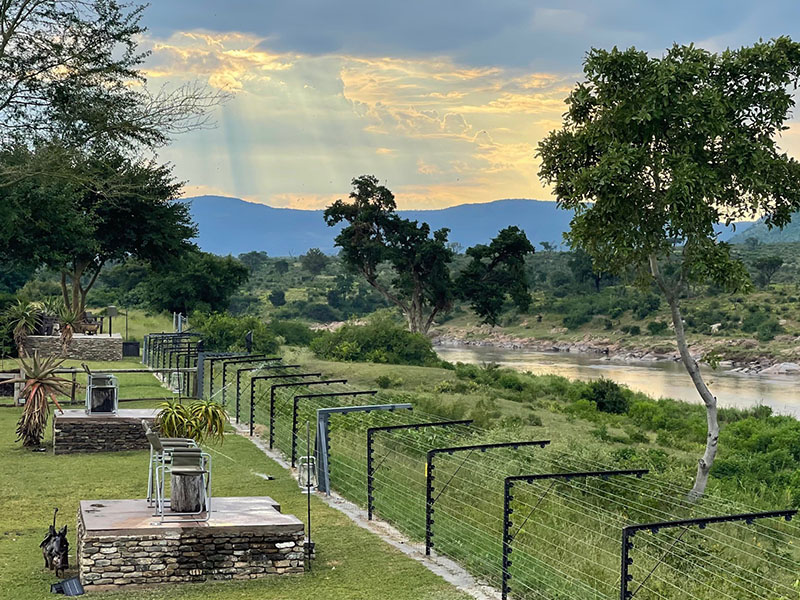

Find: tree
538;39;800;499
0;1;225;155
2;146;197;318
300;248;329;275
324;175;454;334
238;251;270;273
142;251;249;315
273;260;289;275
456;227;535;325
268;289;286;307
568;248;614;291
752;256;784;288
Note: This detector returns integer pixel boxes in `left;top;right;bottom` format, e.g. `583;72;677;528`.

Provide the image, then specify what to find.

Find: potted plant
4;352;72;447
156;399;228;444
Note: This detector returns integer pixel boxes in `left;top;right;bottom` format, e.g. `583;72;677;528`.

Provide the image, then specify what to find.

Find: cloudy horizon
141;1;800;209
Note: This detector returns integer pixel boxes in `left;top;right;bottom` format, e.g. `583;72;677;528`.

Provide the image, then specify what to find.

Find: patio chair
142;422;197;506
154;447;211;523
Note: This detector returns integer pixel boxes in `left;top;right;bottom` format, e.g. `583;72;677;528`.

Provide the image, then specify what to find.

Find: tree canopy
325;175;454;333
0;145;196;316
537;38;800;498
326;175;535;333
456;226;535;326
142;251;249;315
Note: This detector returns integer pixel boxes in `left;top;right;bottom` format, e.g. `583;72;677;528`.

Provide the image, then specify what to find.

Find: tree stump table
171;473;205;513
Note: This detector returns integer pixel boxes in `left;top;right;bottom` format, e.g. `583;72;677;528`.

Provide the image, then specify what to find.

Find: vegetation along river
435;344;800;417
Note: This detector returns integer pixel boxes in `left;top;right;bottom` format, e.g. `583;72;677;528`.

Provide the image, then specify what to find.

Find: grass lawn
0;402;470;600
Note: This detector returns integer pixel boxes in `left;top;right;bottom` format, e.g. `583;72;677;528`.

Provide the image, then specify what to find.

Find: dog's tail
52;507;58;529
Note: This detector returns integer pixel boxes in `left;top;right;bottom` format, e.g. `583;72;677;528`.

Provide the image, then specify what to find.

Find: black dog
41;508;69;577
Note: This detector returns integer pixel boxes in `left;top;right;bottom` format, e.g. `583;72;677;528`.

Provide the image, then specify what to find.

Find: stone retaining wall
27;334;123;361
53;415;154;454
77;513;305;586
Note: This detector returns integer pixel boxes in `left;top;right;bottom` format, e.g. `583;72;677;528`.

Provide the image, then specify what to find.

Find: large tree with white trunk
537;38;800;498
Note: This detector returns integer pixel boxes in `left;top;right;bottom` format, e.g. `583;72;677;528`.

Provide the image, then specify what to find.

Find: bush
563;310;591;330
376;374;404;389
310;311;441;366
302;302;340;322
756;318;784;342
191;312;279;354
621;324;641;336
646;320;668;335
580;378;629;414
268;289;286;307
267;319;315;346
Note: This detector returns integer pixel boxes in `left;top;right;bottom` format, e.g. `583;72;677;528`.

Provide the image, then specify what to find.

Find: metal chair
142;422;197;506
154;447;211;523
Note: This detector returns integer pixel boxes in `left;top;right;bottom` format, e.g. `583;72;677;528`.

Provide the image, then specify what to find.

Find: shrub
310;311;441;366
646;320;668;335
376;374;404;389
580;378;629;414
756;318;783;342
563;310;591;329
302;302;340;322
268;289;286;307
267;319;315;346
621;324;641;336
191;312;279;354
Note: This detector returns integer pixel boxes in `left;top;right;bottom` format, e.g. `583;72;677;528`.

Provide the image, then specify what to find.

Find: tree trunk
650;256;719;500
170;473;205;513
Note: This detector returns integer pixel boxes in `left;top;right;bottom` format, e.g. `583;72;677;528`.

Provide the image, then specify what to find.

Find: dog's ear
59;525;67;537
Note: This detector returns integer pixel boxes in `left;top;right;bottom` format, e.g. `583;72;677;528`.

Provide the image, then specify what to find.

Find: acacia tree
326;175;536;333
752;256;784;288
456;226;535;326
538;39;800;498
324;175;454;334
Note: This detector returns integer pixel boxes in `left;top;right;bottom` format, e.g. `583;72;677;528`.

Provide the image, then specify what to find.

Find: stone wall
53;415;154;454
27;334;123;361
77;514;305;587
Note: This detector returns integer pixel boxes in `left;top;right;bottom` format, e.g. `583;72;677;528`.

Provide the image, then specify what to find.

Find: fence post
367;429;375;520
425;450;434;555
502;478;514;600
249;378;255;436
620;528;633;600
235;368;242;424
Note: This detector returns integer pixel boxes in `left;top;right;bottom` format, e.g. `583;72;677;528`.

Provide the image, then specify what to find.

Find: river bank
431;328;800;376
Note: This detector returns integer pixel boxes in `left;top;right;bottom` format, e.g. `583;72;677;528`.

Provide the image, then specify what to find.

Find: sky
140;1;800;210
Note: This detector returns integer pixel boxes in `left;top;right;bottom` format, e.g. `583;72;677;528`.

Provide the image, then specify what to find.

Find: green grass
247;351;800;600
0;402;470;600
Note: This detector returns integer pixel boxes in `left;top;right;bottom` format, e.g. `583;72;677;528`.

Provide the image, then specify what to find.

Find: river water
434;345;800;416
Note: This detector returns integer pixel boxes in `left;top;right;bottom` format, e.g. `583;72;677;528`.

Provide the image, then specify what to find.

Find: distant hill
186;195;747;256
728;212;800;244
186;196;577;256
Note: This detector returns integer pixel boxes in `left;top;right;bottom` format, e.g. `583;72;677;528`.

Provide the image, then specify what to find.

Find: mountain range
187;196;577;256
186;195;785;257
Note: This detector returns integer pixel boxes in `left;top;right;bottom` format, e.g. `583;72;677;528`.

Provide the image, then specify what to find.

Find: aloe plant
3;300;41;356
3;352;72;446
57;306;81;354
156;399;228;444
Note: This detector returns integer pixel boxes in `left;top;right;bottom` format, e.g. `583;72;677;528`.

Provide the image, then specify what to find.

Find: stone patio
77;497;305;587
53;409;158;454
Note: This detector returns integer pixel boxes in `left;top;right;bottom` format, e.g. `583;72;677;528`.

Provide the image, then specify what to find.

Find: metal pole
502;478;513;600
306;420;312;572
425;451;434;555
366;430;374;520
250;378;256;436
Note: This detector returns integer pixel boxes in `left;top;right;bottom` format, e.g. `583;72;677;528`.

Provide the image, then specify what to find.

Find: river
434;345;800;417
